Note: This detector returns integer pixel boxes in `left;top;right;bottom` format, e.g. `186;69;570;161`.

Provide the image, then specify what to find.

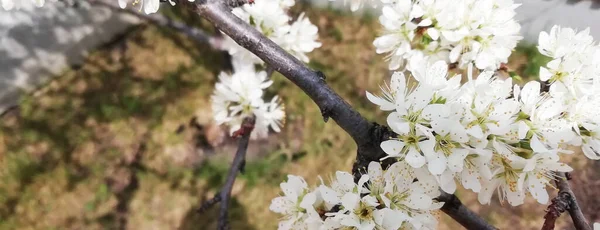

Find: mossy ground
1;4;599;230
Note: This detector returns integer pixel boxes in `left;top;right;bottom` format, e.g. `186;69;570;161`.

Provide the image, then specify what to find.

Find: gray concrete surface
1;0;600;114
515;0;600;43
0;2;139;114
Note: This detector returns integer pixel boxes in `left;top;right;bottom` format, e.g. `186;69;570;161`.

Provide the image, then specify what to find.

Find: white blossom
374;0;521;71
2;0;47;10
222;0;321;65
210;65;284;139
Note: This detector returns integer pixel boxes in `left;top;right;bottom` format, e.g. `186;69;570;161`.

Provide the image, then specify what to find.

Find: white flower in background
537;26;600;99
275;13;322;63
253;96;286;138
2;0;47;10
372;0;423;70
538;25;593;59
222;0;321;65
210;65;284;139
118;0;159;14
117;0;194;14
340;0;374;12
374;0;521;71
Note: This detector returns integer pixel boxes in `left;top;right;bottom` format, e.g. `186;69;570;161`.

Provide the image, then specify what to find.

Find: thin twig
542;190;571;230
196;117;254;230
545;172;593;230
89;0;223;49
186;0;373;144
265;65;275;78
436;192;498;230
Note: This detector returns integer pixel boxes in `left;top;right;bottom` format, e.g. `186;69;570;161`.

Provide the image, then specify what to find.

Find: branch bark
90;0;223;48
186;1;496;229
541;172;592;230
185;0;394;181
197;117;255;230
437;192;497;230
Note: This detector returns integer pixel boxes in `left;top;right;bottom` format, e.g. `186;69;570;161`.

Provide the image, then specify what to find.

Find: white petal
143;0;160;14
366;91;395;111
478;180;499;205
368;162;383;181
381;140;405;158
270;197;292;214
527;177;549;204
406;147;427;168
448;149;469;172
539;67;552;81
319;185;341;205
530;135;548;153
341;193;360;211
387;112;410;134
406;193;433;210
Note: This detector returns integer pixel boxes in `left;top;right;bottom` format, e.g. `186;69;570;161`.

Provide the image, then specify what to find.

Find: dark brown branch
196;117;254;230
187;0;374;146
186;1;496;229
542;190;570;230
89;0;223;49
185;0;394;182
541;172;592;230
437;192;498;230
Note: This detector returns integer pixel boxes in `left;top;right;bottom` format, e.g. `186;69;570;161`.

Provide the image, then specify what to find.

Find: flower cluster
270;161;443;230
371;0;522;71
212;0;321;138
367;22;600;206
537;26;600;160
211;63;285;139
222;0;321;65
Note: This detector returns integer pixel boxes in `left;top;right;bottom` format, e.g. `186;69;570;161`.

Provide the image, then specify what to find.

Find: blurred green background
1;4;599;230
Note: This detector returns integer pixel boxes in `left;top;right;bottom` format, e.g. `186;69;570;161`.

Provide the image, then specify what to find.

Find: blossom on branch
222;0;321;65
366;22;600;207
118;0;195;14
270;161;442;230
372;0;522;71
211;64;284;139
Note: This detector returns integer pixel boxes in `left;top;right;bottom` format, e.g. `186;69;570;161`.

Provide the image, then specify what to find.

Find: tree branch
542;189;570;230
541;172;592;230
197;117;255;230
437;192;497;230
186;1;496;229
187;0;374;146
89;0;223;48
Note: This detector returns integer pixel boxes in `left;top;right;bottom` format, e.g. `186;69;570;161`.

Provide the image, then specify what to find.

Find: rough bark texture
550;172;592;230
